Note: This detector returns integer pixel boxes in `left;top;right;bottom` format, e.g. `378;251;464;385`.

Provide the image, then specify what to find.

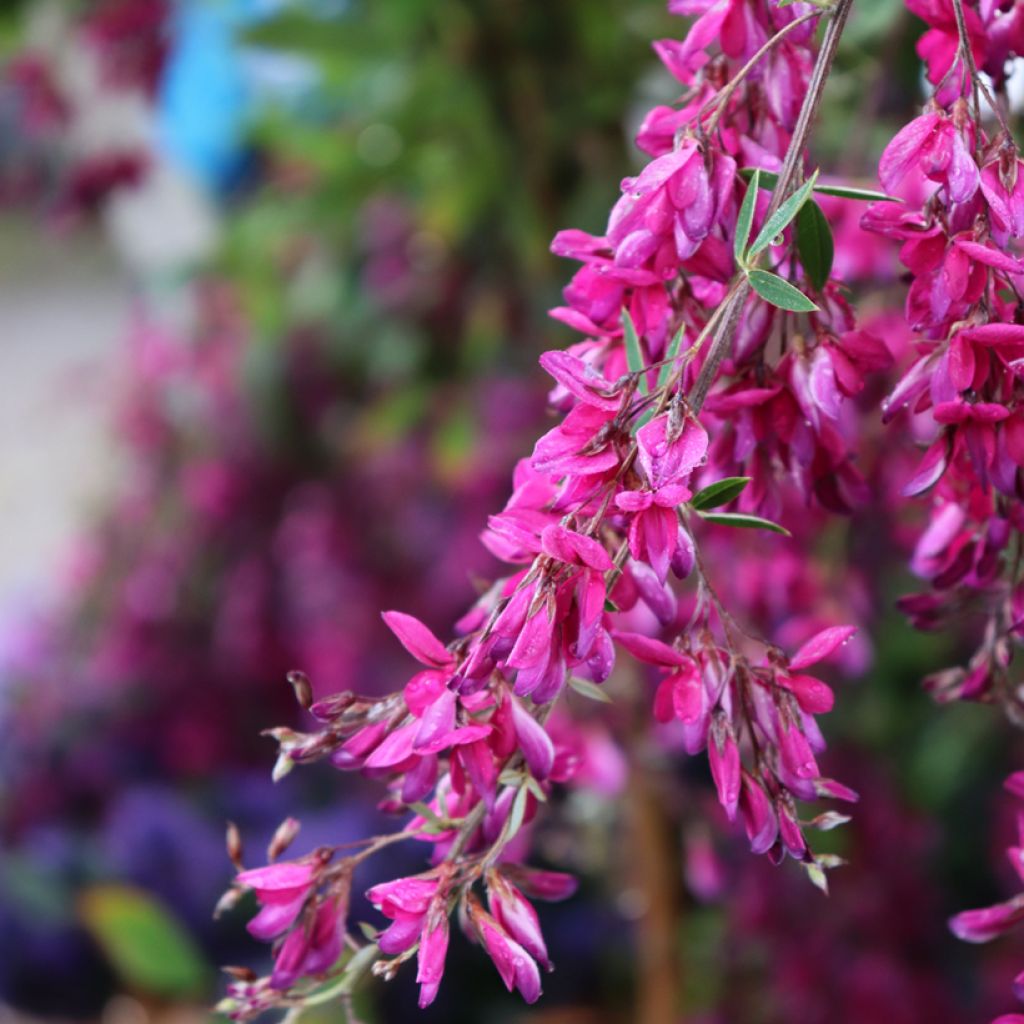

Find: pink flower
236;862;317;941
949;896;1024;943
531;402;620;479
486;869;552;970
906;0;986;98
637;414;709;493
367;875;440;953
382;611;454;669
468;898;543;1003
270;898;343;990
539;350;623;412
415;915;449;1008
789;625;857;671
879;109;979;203
982;151;1024;238
708;714;741;820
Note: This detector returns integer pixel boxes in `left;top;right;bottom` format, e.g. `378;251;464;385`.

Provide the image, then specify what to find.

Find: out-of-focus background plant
1;1;1023;1022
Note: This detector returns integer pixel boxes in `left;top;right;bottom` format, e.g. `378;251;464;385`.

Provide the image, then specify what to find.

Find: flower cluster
221;0;877;1016
864;12;1024;717
864;1;1024;1015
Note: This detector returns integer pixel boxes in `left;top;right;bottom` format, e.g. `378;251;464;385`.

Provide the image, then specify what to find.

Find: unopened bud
272;751;295;782
267;817;301;862
808;811;852;832
372;958;401;982
222;965;257;982
286;670;313;709
310;691;357;722
226;821;244;871
214;886;244;919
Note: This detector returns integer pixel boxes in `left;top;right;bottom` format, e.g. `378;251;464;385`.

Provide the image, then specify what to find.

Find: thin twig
950;0;983;126
690;0;856;415
949;0;1011;136
701;10;822;135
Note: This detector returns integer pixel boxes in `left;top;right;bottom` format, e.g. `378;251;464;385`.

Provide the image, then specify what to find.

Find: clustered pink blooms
862;0;1024;1017
219;1;884;1016
866;6;1024;709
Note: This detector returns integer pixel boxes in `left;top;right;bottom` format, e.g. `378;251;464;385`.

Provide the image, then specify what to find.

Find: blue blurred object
157;0;323;195
158;1;250;194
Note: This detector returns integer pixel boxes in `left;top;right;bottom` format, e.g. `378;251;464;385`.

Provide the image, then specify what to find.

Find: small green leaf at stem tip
657;323;686;389
735;168;760;264
738;167;900;203
621;308;648;395
409;801;445;826
748;170;819;258
796;199;834;292
689;476;751;511
805;862;830;896
569;676;614;703
747;269;819;313
700;511;791;536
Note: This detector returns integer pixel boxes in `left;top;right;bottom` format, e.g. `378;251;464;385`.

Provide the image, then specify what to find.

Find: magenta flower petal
382;611;453;668
789;625;857;671
510;697;555;780
614;630;688;666
879;113;940;193
949;897;1024;943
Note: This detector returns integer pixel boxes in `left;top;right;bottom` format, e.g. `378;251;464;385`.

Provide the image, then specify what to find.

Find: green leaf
79;885;208;997
409;802;446;828
690;476;751;511
748;171;819;258
569;676;613;703
747;270;819;313
805;862;830;896
700;511;791;536
621;308;648;394
796;200;834;292
738;168;779;189
738;168;900;203
656;323;687;389
812;184;899;201
734;169;760;264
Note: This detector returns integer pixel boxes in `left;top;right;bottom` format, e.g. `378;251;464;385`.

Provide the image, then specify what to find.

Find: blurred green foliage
78;885;210;998
219;0;675;445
